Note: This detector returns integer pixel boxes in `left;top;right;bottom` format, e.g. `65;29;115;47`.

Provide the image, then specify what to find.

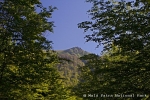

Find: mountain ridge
56;47;90;58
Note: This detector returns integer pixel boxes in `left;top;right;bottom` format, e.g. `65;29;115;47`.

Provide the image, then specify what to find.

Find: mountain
56;47;90;86
57;47;90;58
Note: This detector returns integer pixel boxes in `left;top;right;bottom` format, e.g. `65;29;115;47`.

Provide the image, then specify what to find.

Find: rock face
56;47;90;86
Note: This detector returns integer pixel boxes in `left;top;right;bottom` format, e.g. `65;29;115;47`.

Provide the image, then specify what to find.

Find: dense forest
0;0;150;100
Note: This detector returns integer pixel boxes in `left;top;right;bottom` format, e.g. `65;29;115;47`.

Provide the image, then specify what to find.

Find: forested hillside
56;47;90;86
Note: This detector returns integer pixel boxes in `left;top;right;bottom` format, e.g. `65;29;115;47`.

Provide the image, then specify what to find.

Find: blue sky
40;0;103;55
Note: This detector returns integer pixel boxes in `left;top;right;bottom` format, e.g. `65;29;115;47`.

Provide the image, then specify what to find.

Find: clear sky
40;0;103;55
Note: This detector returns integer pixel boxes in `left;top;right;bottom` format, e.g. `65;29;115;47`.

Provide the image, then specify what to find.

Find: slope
56;47;90;87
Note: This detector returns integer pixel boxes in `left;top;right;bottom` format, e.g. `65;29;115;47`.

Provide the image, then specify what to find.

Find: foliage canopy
75;0;150;100
0;0;69;99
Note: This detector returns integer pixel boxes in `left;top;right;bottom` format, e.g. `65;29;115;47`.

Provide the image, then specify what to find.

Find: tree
0;0;68;99
74;45;149;100
79;0;150;52
75;0;150;99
